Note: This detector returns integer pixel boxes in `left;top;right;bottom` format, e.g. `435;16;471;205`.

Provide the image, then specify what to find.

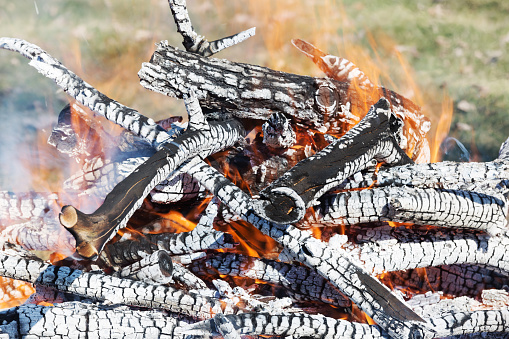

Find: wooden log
138;41;431;161
0;252;236;319
261;112;297;149
59;112;245;259
0;192;75;255
254;98;412;225
0;302;184;339
186;159;434;339
190;252;351;307
314;186;507;235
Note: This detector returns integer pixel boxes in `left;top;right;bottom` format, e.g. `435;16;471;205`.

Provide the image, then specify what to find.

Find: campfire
1;1;508;338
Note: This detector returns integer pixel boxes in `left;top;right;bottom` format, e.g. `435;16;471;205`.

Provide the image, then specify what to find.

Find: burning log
0;302;185;338
59;95;245;260
314;187;507;235
99;198;235;267
0;252;236;319
190;252;351;308
0;192;75;255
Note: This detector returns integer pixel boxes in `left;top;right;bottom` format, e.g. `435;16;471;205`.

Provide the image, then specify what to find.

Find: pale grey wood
0;38;175;149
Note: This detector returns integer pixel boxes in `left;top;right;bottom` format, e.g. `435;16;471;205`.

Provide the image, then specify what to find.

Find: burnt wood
59;118;245;259
255;98;413;224
139;41;430;160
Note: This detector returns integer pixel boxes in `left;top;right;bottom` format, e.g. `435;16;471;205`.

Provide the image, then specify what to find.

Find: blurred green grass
0;0;508;171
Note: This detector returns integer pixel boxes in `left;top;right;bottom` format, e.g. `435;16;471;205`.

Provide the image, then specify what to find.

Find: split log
254;97;412;224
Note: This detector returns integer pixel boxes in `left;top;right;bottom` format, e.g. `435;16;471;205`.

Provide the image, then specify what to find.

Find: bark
138;41;430;161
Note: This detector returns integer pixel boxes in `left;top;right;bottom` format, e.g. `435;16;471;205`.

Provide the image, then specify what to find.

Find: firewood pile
0;1;508;338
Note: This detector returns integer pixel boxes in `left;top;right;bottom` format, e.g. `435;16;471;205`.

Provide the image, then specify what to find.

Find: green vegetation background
0;0;508;190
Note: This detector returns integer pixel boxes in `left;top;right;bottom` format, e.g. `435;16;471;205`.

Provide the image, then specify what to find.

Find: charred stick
190;252;351;307
167;0;255;57
0;302;185;339
314;187;507;235
138;41;430;159
347;225;509;276
187;160;434;339
0;38;175;148
0;252;235;318
100;198;233;266
255;98;412;224
59;117;244;260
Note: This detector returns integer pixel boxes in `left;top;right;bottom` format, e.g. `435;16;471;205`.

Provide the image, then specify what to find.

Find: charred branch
314;186;507;235
0;38;176;149
167;0;255;57
255;97;412;224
